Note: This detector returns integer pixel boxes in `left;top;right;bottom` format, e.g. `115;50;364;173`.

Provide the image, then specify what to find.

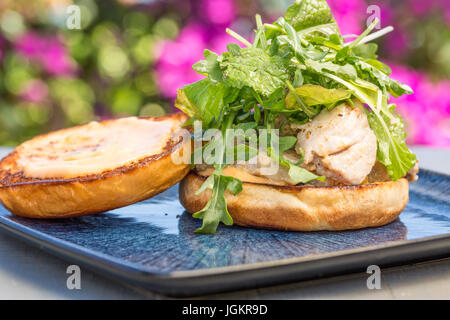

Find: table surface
0;146;449;300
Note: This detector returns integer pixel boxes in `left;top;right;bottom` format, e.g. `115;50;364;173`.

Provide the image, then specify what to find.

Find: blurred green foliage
0;0;178;145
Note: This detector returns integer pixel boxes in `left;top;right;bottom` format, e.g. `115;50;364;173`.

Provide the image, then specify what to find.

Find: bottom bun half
179;172;409;231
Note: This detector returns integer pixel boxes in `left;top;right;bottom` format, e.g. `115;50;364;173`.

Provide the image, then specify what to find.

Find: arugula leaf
268;134;324;184
285;0;334;31
261;87;286;111
364;59;391;75
192;49;223;82
227;43;241;55
234;121;258;131
298;23;340;42
193;172;242;234
285;80;319;118
307;59;357;80
175;79;227;127
367;101;417;181
355;60;413;97
220;47;290;96
276;17;306;63
293;69;304;87
288;163;325;184
191;112;247;234
285;84;351;109
278;136;297;153
353;43;378;59
223;86;241;105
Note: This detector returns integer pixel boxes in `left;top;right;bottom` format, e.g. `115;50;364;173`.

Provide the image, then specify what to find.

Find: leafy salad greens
175;0;417;234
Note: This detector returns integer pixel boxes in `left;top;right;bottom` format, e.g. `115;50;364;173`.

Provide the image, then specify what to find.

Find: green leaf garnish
288;163;325;184
220;47;290;96
193;49;223;82
193;173;242;234
175;79;227;127
285;84;351;109
285;0;334;31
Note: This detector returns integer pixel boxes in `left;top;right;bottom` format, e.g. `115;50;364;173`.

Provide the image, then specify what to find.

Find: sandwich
0;0;418;236
175;0;418;233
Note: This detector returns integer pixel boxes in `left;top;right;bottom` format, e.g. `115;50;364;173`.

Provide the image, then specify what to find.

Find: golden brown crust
0;113;190;218
179;172;409;231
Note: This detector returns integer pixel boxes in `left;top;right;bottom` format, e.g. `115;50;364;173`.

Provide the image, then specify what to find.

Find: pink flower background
155;0;450;147
0;0;448;147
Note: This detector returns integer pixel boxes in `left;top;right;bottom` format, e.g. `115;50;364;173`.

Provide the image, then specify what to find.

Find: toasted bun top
0;113;191;219
2;114;187;180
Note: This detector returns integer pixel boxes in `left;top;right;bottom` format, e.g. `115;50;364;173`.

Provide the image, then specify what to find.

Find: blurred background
0;0;448;147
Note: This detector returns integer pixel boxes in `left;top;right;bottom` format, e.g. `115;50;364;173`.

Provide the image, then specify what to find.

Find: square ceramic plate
0;169;449;297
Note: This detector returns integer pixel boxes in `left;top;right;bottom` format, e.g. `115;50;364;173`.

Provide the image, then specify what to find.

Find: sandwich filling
195;101;418;187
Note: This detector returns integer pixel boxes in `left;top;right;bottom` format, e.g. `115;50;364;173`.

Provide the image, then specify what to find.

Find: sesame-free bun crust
179;172;409;231
0;113;190;218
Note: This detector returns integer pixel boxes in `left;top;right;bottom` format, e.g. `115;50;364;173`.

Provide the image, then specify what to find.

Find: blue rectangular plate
0;169;449;297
